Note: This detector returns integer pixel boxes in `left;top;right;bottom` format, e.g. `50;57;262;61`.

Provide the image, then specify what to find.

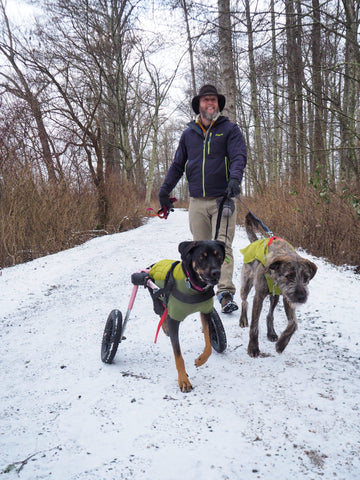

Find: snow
1;209;359;479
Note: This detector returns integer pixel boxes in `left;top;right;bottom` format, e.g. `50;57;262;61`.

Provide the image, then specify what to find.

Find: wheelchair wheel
208;308;227;353
101;309;123;364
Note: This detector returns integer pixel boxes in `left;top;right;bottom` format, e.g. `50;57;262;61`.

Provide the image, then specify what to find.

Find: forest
0;0;359;268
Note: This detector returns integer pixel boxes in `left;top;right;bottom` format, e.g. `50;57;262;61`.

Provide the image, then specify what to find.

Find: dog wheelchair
101;269;227;364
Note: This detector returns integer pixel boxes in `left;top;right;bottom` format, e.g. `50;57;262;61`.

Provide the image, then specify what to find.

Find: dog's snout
209;267;221;282
294;286;307;304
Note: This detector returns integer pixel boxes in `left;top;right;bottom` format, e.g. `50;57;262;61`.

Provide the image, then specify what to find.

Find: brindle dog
163;240;225;392
239;213;317;357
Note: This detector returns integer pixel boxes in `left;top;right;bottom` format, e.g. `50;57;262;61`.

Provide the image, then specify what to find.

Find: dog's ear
304;259;317;280
214;240;226;262
265;260;282;273
178;241;198;260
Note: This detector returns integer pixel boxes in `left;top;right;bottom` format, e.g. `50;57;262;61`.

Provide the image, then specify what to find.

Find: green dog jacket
240;238;282;295
149;259;214;321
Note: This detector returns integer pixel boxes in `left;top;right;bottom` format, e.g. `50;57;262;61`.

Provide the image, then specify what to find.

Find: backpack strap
171;285;214;304
152;261;180;305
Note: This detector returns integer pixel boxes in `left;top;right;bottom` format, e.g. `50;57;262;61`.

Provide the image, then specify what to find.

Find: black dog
149;240;225;392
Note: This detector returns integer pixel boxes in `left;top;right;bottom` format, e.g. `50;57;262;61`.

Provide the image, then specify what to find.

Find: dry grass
0;172;145;268
1;172;359;271
105;176;145;233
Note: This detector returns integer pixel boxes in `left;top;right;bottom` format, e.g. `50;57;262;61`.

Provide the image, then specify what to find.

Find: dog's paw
248;344;260;357
178;373;193;393
195;353;209;368
179;380;193;393
239;317;249;328
275;341;286;354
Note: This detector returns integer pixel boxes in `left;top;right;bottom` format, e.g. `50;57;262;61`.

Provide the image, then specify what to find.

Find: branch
1;446;62;474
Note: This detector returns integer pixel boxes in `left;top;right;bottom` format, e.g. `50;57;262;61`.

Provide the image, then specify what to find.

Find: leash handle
146;198;177;219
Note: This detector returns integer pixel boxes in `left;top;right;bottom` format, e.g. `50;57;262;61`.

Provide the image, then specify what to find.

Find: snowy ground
1;209;359;480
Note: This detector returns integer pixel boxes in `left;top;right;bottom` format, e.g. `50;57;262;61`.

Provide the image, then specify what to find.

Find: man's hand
158;193;177;219
226;178;241;198
159;193;174;210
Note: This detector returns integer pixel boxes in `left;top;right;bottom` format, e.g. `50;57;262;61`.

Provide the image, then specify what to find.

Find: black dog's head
178;240;226;286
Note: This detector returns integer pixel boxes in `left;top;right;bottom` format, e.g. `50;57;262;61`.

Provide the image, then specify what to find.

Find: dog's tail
245;212;263;242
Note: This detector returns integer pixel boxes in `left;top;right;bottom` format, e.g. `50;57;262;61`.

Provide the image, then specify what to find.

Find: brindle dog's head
178;240;226;286
265;255;317;305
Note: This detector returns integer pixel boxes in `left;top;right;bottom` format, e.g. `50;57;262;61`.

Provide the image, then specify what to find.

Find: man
159;84;247;313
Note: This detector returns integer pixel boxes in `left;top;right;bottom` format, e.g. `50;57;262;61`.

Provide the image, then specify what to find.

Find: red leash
154;307;168;343
147;196;177;342
146;198;177;219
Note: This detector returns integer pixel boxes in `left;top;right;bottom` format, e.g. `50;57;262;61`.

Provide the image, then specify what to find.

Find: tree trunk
294;0;305;184
270;0;280;186
244;0;265;188
145;111;159;205
311;0;327;180
285;0;299;185
340;0;360;183
179;0;197;96
218;0;237;122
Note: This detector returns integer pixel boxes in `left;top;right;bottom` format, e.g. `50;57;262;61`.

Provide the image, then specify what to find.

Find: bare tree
140;46;183;204
177;0;197;96
30;0;143;226
0;0;58;183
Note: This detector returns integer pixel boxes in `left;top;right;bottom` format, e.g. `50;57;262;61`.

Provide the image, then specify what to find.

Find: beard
200;106;220;121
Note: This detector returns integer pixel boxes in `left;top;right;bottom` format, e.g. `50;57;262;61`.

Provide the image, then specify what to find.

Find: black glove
226;178;241;198
159;192;174;210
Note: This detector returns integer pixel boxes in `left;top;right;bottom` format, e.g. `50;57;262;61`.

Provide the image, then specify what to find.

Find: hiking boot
219;292;238;314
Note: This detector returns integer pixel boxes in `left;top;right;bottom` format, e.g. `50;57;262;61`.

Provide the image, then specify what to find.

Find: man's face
199;95;219;122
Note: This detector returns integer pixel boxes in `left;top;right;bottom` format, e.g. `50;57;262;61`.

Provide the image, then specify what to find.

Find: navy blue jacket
159;115;247;198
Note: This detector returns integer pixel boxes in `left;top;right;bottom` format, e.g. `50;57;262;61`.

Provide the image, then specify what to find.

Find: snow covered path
1;210;359;479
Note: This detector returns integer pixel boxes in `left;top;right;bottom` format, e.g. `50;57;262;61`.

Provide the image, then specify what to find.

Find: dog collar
268;236;283;247
184;267;210;292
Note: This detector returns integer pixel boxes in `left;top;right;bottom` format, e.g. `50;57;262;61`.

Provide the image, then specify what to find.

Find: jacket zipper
194;115;220;197
202;127;214;196
225;156;229;181
202;139;206;196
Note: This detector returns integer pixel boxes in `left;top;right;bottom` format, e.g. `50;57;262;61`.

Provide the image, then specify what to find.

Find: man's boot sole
221;301;239;314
